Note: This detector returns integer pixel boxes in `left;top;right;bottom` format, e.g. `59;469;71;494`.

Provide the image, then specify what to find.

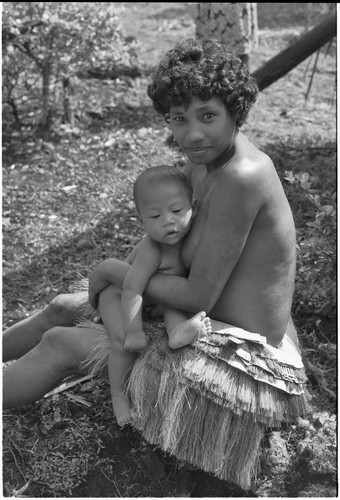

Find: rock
313;411;331;429
263;431;291;477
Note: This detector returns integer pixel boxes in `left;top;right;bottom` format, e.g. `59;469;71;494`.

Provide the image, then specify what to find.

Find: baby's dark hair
133;165;193;213
147;38;258;128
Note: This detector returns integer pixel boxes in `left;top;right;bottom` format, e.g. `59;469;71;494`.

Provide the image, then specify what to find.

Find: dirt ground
2;3;337;498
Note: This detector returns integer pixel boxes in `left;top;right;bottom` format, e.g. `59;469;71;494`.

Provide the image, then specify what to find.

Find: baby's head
134;165;192;212
133;165;195;245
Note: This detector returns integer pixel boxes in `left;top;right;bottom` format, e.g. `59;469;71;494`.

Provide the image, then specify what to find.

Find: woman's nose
185;122;205;142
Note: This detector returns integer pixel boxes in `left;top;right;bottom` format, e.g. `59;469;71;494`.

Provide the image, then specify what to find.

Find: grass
2;3;336;497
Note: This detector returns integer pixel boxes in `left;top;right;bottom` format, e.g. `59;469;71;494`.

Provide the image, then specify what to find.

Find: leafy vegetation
2;2;138;130
2;3;336;497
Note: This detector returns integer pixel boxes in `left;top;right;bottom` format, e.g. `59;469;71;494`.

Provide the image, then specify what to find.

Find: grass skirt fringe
77;312;310;490
74;279;309;489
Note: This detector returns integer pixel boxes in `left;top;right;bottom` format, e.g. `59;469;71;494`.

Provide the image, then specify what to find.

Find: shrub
2;2;138;131
283;170;336;320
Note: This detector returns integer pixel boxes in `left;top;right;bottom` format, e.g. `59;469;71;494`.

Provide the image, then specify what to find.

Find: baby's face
138;182;194;245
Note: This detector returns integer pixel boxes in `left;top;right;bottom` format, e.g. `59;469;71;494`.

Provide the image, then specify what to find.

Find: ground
2;3;337;498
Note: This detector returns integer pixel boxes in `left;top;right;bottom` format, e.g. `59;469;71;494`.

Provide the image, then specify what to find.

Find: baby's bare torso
157;243;187;277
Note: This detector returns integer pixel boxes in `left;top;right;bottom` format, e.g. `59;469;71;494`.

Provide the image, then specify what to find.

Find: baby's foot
124;330;148;352
111;392;134;427
168;311;212;349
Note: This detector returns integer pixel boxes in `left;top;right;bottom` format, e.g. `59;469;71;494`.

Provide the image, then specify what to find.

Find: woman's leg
99;286;137;426
3;324;100;409
3;292;90;362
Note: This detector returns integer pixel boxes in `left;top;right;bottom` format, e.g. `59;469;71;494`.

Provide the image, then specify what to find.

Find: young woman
3;39;308;490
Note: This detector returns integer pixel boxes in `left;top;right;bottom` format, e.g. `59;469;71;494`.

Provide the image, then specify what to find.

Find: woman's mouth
186;147;209;157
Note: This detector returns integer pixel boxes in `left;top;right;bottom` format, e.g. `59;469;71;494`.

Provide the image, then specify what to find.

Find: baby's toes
204;318;212;331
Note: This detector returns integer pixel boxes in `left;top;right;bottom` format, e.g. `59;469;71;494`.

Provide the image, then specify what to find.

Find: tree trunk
63;76;75;125
8;97;22;129
252;10;336;92
196;3;258;66
41;63;52;130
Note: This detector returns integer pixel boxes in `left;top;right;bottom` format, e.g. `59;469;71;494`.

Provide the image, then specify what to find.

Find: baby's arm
122;236;161;352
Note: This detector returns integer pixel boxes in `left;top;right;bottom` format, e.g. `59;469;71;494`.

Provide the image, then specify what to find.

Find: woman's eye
203;113;215;120
171;116;184;123
150;215;160;219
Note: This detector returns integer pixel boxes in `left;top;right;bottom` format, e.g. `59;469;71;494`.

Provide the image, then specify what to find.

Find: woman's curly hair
147;39;259;128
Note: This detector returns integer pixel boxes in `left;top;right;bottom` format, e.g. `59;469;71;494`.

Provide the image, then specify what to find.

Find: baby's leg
165;308;212;349
122;291;148;352
99;286;137;426
124;331;148;352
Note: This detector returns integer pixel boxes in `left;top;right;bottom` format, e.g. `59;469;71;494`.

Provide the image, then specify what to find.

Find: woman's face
169;96;237;170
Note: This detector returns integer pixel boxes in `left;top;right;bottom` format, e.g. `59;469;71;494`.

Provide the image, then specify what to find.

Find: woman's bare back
182;133;296;345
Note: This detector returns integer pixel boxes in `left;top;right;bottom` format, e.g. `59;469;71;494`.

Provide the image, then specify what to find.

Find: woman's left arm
145;167;263;313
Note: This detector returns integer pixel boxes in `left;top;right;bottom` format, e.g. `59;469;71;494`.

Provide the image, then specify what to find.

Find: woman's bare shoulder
214;140;279;208
226;137;276;186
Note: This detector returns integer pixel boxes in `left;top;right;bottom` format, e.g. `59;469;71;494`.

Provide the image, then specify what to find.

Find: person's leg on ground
3;324;100;409
3;292;90;362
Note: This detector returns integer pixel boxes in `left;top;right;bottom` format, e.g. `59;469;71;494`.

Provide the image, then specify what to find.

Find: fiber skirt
77;307;309;491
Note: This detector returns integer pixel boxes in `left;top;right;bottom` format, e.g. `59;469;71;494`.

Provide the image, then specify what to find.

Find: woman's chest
181;166;218;267
181;194;212;268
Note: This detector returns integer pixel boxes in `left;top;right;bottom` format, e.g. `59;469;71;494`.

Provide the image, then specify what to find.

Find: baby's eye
150;214;160;219
172;209;182;213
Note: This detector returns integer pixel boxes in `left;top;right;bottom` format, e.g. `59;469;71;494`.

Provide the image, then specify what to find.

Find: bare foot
168;311;212;349
111;392;134;426
124;330;148;352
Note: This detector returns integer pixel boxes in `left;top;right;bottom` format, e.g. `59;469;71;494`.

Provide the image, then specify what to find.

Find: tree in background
196;3;258;67
2;2;138;131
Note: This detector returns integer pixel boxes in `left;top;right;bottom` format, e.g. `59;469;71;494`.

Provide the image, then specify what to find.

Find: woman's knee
47;292;89;326
38;327;83;370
